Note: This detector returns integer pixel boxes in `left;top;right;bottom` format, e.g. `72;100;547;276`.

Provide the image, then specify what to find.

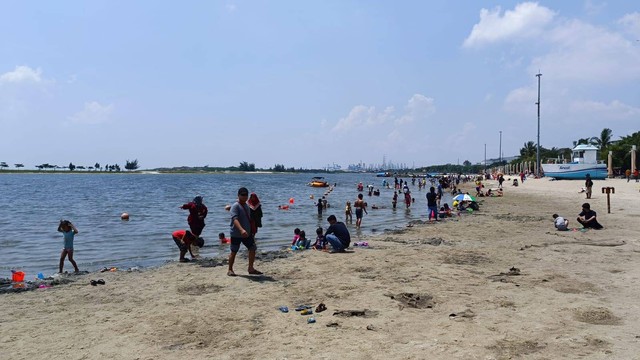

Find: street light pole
499;130;502;165
536;72;542;177
484;143;487;175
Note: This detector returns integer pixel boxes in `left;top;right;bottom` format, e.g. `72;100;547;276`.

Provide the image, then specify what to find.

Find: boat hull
542;164;607;180
309;182;329;187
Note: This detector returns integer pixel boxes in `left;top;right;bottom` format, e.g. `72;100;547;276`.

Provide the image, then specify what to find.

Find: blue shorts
230;236;257;253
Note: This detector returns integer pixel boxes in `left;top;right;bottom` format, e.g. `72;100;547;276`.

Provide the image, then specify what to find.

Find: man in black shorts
228;187;263;276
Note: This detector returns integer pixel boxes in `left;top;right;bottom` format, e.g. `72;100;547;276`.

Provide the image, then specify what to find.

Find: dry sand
2;177;640;360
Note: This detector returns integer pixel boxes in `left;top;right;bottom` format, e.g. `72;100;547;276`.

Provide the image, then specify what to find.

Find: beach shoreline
2;177;639;359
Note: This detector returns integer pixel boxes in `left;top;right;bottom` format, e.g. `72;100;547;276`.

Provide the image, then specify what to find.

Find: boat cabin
572;144;600;164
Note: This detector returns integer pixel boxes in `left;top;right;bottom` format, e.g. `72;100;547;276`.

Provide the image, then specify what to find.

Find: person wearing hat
180;195;208;258
171;229;204;262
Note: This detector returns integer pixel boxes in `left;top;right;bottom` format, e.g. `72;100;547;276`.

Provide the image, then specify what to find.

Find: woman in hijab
247;193;263;234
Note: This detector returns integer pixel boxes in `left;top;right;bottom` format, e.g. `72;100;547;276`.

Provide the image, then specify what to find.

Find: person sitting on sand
172;229;204;262
312;227;327;250
577;203;603;230
324;215;351;253
552;214;569;231
295;230;311;249
512;179;519;187
495;189;504;197
442;203;452;217
291;228;301;246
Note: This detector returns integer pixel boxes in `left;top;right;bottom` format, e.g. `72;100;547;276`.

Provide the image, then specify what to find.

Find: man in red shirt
172;230;204;262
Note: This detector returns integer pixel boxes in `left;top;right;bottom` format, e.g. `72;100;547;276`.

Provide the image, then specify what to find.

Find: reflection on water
0;173;449;276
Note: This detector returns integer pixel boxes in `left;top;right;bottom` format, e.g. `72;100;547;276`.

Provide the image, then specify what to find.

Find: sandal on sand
248;269;263;275
315;303;327;313
90;280;98;286
227;271;237;277
96;279;106;285
295;305;311;311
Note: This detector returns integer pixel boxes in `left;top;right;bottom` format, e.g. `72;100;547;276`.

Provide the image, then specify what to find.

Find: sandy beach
2;177;640;360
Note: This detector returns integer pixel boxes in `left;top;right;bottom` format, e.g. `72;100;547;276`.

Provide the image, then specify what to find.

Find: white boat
542;144;607;180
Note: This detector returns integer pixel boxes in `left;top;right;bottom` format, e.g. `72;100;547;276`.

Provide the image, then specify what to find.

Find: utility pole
499;130;502;164
536;72;542;177
484;143;487;175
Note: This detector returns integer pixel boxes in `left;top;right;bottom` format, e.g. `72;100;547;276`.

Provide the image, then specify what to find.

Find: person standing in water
181;196;208;259
354;193;368;228
57;220;80;273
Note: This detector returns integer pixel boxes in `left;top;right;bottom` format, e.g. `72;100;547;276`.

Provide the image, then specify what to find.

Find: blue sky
1;1;638;169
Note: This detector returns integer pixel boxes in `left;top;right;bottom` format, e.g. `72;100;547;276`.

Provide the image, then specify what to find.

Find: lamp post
484;143;487;175
499;130;502;172
535;72;542;177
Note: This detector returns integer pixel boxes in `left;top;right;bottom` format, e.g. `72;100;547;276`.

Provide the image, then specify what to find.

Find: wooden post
601;187;615;214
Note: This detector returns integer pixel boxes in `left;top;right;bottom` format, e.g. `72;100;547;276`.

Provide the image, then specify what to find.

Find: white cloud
0;65;43;84
395;94;435;124
504;86;536;111
529;19;640;83
332;94;435;132
68;101;114;124
569;100;640;119
445;122;477;148
618;12;640;37
463;2;556;48
583;0;607;16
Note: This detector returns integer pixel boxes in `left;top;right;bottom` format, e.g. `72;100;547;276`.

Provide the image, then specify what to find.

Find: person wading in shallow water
181;196;208;259
227;187;262;277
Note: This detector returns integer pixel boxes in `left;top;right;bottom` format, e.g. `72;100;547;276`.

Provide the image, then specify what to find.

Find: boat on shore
542;145;607;180
308;177;330;187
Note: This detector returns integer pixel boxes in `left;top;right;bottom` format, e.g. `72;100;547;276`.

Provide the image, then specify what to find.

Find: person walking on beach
354;193;367;228
228;187;262;276
625;169;631;182
181;196;208;259
325;215;351;253
585;174;594;199
634;169;639;183
57;220;80;273
171;229;204;262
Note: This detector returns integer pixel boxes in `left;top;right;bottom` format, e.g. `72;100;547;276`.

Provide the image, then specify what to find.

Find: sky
1;1;639;170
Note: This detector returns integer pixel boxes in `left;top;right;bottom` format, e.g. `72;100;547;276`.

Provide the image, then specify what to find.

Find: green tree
125;159;139;171
238;161;255;171
94;162;101;171
68;162;76;171
0;162;8;170
14;163;24;169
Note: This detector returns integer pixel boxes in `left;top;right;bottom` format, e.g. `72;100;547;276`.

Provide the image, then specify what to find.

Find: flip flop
227;271;237;277
96;279;106;285
278;306;289;313
90;280;98;286
248;269;263;275
295;305;311;311
315;303;327;313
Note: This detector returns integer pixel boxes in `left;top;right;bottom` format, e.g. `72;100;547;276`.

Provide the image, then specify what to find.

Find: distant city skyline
1;1;638;169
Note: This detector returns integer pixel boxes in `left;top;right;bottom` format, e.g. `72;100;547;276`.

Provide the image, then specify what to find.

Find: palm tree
590;128;613;150
520;141;536;160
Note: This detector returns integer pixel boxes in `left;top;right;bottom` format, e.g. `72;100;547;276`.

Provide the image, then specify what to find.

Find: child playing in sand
345;201;353;223
291;228;301;246
295;230;311;249
552;214;569;231
219;232;231;244
312;227;326;250
57;220;80;273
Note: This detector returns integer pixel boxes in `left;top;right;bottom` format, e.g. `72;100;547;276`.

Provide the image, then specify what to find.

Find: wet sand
2;177;639;359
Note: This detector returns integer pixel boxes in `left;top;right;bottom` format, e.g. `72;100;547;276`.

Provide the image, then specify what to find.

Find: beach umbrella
452;194;476;202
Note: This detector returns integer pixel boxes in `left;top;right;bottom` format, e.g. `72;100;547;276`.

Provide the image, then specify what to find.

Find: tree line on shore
0;159;140;172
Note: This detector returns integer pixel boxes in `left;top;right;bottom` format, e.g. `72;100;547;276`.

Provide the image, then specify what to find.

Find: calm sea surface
0;172;450;277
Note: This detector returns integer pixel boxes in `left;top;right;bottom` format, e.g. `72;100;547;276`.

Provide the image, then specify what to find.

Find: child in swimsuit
345;201;353;223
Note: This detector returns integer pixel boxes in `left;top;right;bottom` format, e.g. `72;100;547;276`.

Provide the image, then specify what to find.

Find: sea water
0;172;450;277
